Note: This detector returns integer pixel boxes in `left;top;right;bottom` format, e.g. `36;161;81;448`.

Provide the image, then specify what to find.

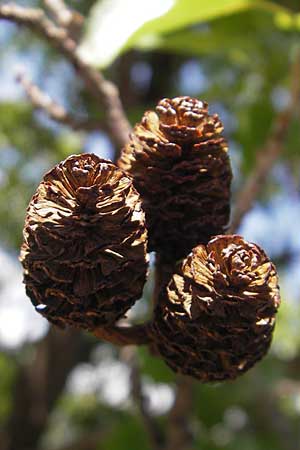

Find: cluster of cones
20;97;280;382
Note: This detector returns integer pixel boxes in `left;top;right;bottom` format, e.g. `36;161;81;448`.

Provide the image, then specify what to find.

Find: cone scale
19;97;281;380
151;235;280;381
119;96;232;259
20;154;148;330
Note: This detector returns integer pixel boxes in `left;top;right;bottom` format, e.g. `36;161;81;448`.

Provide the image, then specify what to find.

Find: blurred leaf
129;0;287;40
60;394;104;430
79;0;290;67
136;8;291;72
284;116;300;162
0;354;16;423
78;0;174;67
0;102;81;159
272;296;300;360
235;96;274;172
274;10;300;29
138;346;176;384
0;102;82;248
103;413;151;450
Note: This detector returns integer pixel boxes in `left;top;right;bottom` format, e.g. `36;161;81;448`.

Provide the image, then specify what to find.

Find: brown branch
0;3;131;149
165;376;194;450
122;347;165;450
93;322;152;346
2;327;93;450
43;0;82;28
17;73;103;131
152;258;195;450
43;0;84;42
43;0;73;25
55;430;107;450
153;255;175;308
229;52;300;233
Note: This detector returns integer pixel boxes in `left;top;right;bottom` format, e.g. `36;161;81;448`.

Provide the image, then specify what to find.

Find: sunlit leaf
79;0;290;67
78;0;174;67
128;0;285;40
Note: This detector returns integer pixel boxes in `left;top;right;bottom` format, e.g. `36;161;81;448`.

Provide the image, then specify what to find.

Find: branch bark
152;257;194;450
43;0;83;30
153;255;175;308
165;376;194;450
17;73;103;131
93;322;152;346
2;327;93;450
121;347;165;450
43;0;84;43
0;3;131;148
55;430;107;450
229;52;300;233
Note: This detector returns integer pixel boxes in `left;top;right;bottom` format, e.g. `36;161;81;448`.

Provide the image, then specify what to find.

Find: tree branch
165;376;194;450
43;0;83;29
121;347;165;450
43;0;73;25
16;73;103;131
155;272;195;450
2;327;93;450
0;3;131;148
229;52;300;233
153;255;175;308
152;257;195;450
55;430;107;450
93;322;152;347
43;0;84;43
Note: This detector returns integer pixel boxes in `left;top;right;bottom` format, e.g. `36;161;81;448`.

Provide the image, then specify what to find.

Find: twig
0;3;131;148
165;376;194;450
16;73;103;131
43;0;84;42
93;322;152;346
229;52;300;233
121;346;164;450
43;0;82;28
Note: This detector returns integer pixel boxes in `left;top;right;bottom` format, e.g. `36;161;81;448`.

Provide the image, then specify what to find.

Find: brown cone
119;96;232;258
20;154;148;330
152;235;280;382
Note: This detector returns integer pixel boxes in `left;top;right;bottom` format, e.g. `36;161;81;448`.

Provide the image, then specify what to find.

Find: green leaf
135;29;255;60
137;347;176;384
274;10;300;30
135;5;292;63
0;354;16;422
78;0;174;67
128;0;284;39
79;0;290;67
103;413;152;450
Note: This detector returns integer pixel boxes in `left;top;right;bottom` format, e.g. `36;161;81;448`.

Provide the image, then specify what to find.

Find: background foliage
1;1;300;450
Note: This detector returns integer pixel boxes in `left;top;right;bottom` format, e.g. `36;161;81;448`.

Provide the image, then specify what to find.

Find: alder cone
152;235;280;382
119;96;232;258
20;154;148;330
